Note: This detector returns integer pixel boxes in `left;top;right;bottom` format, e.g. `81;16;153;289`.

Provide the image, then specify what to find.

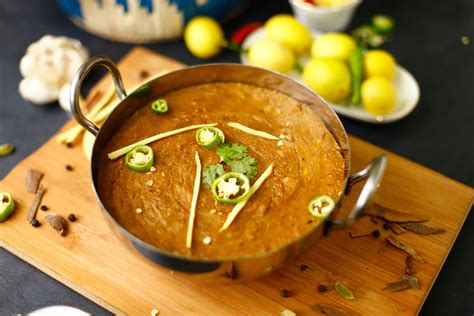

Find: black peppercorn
66;142;73;148
40;205;49;211
65;164;73;171
383;222;391;230
318;285;327;293
31;219;40;227
280;289;291;298
372;229;381;238
68;213;77;222
307;219;313;224
300;264;309;272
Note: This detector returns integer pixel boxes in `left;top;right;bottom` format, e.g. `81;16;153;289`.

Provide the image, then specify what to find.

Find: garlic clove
19;54;36;77
19;76;59;105
58;83;72;112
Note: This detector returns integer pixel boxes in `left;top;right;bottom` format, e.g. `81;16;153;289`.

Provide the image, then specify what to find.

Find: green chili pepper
349;46;364;105
151;99;169;114
308;195;335;219
211;172;251;204
372;15;395;35
124;145;154;172
0;192;16;222
129;84;150;97
196;127;225;149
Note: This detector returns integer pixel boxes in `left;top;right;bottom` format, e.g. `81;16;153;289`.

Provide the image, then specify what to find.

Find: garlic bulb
18;35;88;108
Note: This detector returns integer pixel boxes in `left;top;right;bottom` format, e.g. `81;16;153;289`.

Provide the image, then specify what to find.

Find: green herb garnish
227;156;258;179
202;163;225;189
217;143;249;163
335;283;355;300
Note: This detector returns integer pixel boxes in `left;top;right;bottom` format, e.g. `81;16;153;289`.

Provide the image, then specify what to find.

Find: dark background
0;0;472;314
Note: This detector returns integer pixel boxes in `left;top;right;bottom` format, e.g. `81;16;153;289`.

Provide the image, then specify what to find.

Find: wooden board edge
416;200;472;313
0;239;125;316
349;135;474;192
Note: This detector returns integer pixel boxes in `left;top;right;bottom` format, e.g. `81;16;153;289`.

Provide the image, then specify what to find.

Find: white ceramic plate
240;28;420;124
29;305;89;316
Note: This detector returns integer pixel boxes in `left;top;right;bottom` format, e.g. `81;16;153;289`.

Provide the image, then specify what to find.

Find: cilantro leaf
202;163;225;188
228;156;258;179
216;143;249;163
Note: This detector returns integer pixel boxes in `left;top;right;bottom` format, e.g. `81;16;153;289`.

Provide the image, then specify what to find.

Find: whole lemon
303;58;351;103
361;77;396;115
184;16;224;59
364;50;396;79
311;33;356;61
318;0;350;7
248;38;295;74
265;14;312;55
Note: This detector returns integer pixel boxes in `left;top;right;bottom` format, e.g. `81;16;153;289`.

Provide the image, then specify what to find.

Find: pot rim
89;63;351;264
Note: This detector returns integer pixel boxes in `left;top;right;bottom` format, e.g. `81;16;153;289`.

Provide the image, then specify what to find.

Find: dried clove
280;289;291;298
405;255;415;275
299;264;309;272
400;274;420;289
349;227;374;238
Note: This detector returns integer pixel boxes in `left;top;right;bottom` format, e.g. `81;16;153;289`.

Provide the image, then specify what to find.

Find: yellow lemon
311;33;356;61
248;38;295;74
184;16;224;59
303;58;351;103
265;14;312;54
364;50;396;79
318;0;350;7
361;77;396;115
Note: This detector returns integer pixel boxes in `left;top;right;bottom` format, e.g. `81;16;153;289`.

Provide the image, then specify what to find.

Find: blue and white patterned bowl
57;0;248;43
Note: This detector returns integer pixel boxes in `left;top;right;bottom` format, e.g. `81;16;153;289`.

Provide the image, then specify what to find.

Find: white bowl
241;28;421;124
289;0;362;32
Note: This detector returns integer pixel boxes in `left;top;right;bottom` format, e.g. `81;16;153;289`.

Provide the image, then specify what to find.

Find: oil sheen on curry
98;82;345;260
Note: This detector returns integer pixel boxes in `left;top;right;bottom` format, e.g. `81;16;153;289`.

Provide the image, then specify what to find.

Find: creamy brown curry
97;82;345;259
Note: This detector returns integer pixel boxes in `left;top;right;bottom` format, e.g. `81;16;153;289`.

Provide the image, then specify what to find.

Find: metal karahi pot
71;56;387;283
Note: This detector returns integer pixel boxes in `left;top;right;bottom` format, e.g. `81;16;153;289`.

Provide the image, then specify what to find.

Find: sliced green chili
308;195;335;218
196;127;225;149
0;192;16;222
211;172;250;204
151;99;169;114
124;145;154;172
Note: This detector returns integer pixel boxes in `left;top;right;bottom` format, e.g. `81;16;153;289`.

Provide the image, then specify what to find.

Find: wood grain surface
0;47;472;316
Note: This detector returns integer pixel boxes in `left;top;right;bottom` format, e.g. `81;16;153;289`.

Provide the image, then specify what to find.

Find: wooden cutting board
0;47;472;315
